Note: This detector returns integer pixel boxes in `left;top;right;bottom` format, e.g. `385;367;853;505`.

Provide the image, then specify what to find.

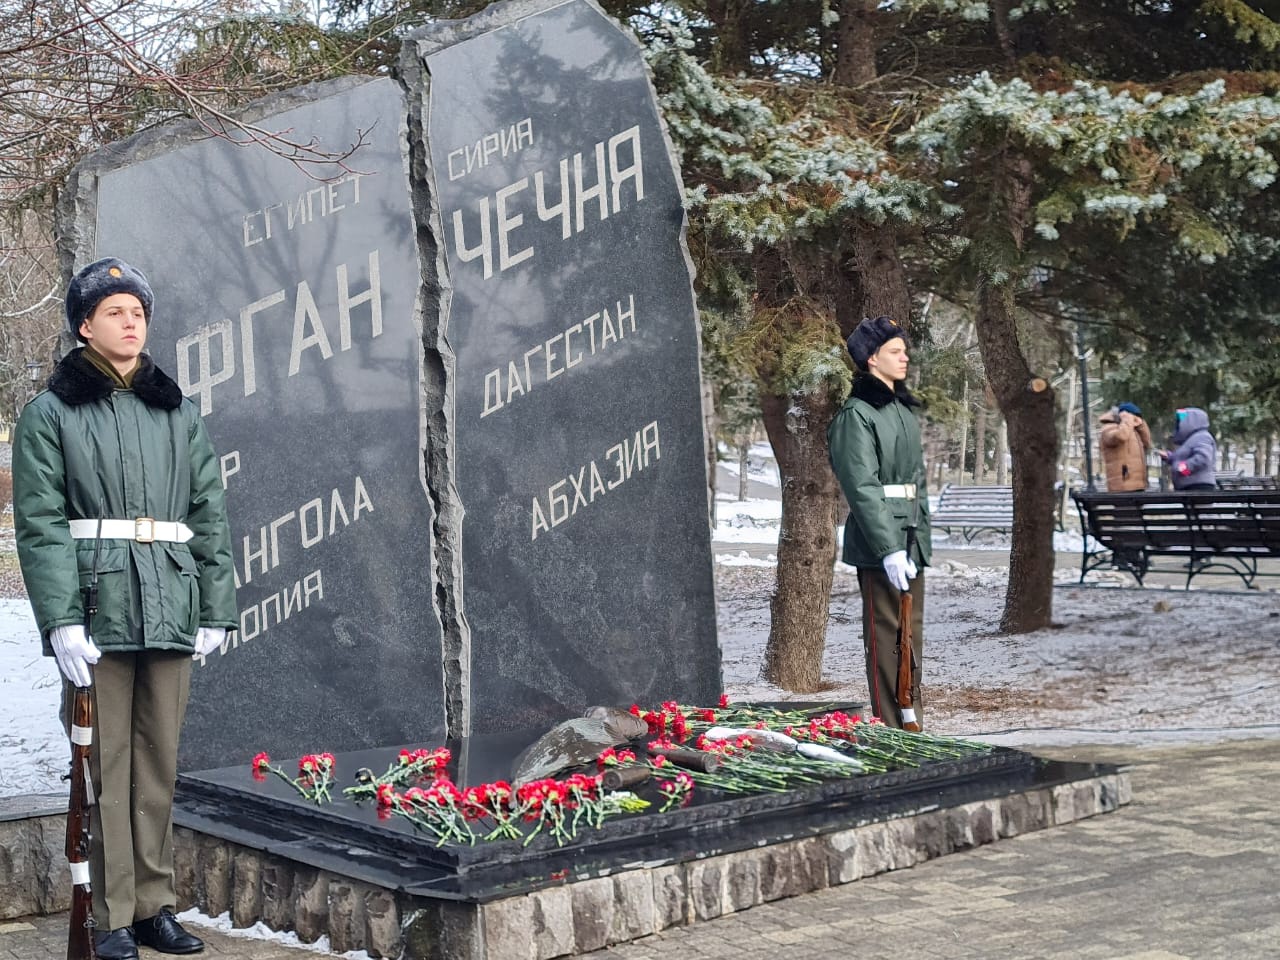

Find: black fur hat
65;257;154;335
847;315;909;371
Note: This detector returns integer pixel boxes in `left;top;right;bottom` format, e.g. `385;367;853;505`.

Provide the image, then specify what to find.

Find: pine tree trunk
973;153;1058;633
760;389;842;691
846;226;913;327
834;0;879;87
706;0;754;73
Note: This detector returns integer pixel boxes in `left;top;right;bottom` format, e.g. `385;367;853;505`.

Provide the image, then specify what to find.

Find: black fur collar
47;348;183;411
851;373;921;410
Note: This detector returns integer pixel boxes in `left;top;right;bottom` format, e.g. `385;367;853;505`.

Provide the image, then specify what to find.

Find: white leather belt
69;518;193;544
882;484;917;499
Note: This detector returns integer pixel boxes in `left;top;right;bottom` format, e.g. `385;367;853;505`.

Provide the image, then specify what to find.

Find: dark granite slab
63;77;447;769
56;0;725;770
404;0;721;735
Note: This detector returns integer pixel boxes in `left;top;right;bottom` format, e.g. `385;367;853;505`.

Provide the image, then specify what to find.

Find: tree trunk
844;225;912;334
760;389;842;691
990;0;1018;63
706;0;754;74
738;440;749;501
833;0;878;87
1059;363;1077;520
995;417;1008;484
704;376;718;527
755;3;911;691
973;153;1058;633
973;393;988;483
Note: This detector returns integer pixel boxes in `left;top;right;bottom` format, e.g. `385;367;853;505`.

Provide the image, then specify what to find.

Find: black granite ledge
176;742;1116;903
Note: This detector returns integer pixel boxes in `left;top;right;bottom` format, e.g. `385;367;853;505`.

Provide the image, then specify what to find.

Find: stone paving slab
579;738;1280;960
4;739;1277;959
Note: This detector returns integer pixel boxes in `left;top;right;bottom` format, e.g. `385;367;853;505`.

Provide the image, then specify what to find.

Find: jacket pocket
75;543;129;643
162;544;201;638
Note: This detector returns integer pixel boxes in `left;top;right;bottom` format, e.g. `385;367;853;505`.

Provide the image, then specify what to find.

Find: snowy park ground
715;444;1280;746
4;445;1280;799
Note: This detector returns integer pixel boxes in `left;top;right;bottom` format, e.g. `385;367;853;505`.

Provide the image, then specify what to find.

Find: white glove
193;626;227;659
49;625;101;688
882;550;917;592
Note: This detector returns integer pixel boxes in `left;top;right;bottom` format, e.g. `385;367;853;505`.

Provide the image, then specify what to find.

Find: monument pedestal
172;743;1129;959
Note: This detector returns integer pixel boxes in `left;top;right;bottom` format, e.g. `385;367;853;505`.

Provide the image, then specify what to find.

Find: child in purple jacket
1158;407;1218;491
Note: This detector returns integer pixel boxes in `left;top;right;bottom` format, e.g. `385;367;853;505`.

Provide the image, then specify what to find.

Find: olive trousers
63;650;191;931
855;566;925;729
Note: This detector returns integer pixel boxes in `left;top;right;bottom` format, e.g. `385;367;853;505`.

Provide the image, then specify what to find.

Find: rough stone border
165;771;1129;959
0;794;71;920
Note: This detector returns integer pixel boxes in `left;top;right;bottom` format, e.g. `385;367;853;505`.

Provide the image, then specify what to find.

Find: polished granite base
179;734;1057;896
172;722;1129;958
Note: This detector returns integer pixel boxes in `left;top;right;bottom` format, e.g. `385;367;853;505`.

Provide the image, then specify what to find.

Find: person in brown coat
1098;401;1152;492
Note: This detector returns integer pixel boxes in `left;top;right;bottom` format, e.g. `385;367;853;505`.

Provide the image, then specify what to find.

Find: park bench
1070;488;1280;588
933;484;1014;542
1216;474;1279;491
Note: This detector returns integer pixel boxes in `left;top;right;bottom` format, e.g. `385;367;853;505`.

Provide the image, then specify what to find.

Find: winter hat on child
1117;402;1141;416
65;257;154;335
847;315;909;371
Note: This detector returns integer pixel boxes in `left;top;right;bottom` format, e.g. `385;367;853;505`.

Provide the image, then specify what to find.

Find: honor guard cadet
13;257;238;959
827;315;931;729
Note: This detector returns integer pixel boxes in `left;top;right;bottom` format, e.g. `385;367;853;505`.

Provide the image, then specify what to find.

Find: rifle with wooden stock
896;478;922;732
65;511;103;960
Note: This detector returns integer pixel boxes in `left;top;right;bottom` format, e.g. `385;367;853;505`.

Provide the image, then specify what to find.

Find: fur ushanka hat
846;315;909;371
65;257;154;335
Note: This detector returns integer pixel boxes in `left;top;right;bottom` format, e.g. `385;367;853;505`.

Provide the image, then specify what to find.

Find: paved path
5;739;1278;959
580;739;1280;960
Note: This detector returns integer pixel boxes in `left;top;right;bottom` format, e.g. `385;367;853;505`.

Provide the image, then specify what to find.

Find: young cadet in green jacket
13;258;238;960
827;315;931;729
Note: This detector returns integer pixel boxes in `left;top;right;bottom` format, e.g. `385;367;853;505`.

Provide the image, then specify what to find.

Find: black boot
132;909;205;954
93;927;140;960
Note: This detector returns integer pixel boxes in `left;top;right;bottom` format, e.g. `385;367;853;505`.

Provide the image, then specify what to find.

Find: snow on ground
0;598;68;797
716;441;781;488
726;562;1280;747
174;910;372;960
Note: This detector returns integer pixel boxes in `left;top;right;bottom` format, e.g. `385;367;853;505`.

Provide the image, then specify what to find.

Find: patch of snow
716;441;781;487
0;599;70;797
716;551;777;568
713;496;783;544
176;909;372;959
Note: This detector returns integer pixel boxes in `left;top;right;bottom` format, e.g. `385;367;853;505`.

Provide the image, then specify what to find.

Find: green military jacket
827;373;932;569
13;349;238;655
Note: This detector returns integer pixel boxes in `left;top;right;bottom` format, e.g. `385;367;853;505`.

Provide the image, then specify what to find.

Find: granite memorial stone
56;0;722;763
404;0;721;735
59;77;447;769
